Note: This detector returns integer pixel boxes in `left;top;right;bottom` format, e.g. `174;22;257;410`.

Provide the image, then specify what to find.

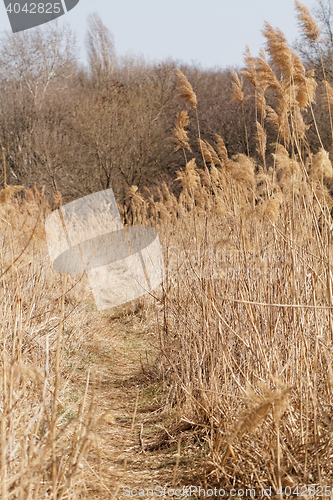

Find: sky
0;0;320;70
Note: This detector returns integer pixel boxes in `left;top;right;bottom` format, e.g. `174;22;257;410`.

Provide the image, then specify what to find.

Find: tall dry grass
125;1;333;491
0;184;96;499
2;0;333;495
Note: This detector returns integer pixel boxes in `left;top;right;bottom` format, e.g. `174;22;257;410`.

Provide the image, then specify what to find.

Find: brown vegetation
1;1;333;498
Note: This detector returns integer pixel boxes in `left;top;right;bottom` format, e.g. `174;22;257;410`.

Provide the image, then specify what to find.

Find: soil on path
74;303;199;499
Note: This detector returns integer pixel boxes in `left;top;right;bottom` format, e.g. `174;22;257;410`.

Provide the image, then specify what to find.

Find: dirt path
74;304;195;499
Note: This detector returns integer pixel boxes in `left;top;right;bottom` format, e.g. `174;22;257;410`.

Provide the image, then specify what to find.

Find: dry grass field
1;1;333;498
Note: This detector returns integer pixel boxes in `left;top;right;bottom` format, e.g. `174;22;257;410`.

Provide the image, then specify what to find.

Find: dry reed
0;188;95;499
3;1;333;494
122;7;333;490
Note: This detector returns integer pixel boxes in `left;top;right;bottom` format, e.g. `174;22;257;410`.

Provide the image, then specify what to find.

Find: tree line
0;2;332;205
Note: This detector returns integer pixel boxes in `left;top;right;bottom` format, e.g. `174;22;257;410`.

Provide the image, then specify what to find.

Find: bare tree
85;13;116;89
0;22;78;190
74;59;177;202
0;21;77;102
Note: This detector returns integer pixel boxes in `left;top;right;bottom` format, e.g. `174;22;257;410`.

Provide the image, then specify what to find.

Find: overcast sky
0;0;320;70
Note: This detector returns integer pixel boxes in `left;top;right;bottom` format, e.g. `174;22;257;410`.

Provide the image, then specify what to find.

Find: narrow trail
75;305;195;499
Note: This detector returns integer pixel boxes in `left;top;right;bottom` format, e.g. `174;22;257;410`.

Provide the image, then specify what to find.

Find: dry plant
3;0;333;495
122;2;333;491
0;187;96;499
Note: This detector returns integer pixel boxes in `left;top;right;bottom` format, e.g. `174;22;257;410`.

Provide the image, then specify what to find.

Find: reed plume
297;71;317;109
161;181;171;203
272;143;297;173
262;22;293;78
266;101;290;146
198;139;213;164
53;190;62;208
126;185;144;204
310;148;333;181
295;0;321;43
242;45;257;88
293;105;307;140
215;134;228;164
175;68;197;109
176;158;200;192
0;184;24;204
210;165;220;186
205;142;222;166
172;110;192;154
291;50;306;82
231;69;246;104
257;89;267;119
256;121;267;161
254;48;281;91
265;192;284;222
228;154;255;188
